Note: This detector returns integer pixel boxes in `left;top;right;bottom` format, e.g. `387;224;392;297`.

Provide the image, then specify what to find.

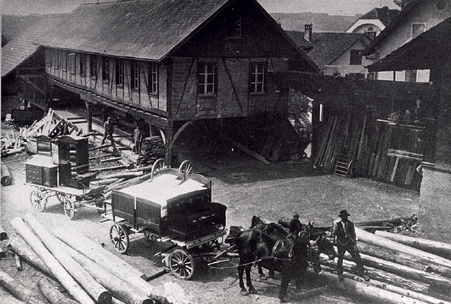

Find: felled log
358;241;451;278
0;225;7;240
37;277;79;304
96;164;127;171
90;178;120;187
356;216;416;227
1;163;12;186
15;253;22;271
375;230;451;259
320;266;451;304
99;171;143;180
0;269;47;304
58;239;154;304
10;217;95;304
100;157;122;163
23;214;112;304
320;256;430;293
316;268;429;304
7;234;52;277
53;227;156;297
356;227;451;269
0;288;25;304
343;251;451;290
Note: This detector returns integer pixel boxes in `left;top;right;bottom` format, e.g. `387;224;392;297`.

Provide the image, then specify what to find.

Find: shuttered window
148;62;158;94
350;50;363;65
131;60;140;90
102;57;109;83
116;59;124;86
90;55;98;79
79;53;86;76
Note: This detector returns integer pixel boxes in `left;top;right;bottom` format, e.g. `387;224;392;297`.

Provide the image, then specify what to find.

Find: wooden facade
37;0;318;164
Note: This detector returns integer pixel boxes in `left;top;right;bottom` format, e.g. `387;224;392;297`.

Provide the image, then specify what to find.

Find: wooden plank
390;157;400;182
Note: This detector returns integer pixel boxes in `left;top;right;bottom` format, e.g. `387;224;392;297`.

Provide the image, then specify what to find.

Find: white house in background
363;0;451;82
345;6;399;41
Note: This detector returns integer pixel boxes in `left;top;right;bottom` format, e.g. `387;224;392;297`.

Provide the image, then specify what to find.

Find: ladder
334;155;358;177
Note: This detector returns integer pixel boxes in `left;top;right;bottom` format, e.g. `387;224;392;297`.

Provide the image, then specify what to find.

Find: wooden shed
31;0;319;164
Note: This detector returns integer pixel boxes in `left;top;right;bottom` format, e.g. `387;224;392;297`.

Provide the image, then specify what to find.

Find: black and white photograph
1;0;451;303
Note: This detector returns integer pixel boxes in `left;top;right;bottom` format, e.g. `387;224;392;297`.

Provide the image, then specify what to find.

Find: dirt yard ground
1;120;445;304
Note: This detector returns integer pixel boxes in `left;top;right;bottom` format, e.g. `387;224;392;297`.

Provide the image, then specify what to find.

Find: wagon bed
109;168;227;279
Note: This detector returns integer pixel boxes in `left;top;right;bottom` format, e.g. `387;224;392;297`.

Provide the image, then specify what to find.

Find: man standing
289;213;303;236
101;117;115;146
331;210;369;282
133;126;143;155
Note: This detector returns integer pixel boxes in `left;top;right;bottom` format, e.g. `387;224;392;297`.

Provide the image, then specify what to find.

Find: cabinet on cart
25;155;58;187
55;135;89;174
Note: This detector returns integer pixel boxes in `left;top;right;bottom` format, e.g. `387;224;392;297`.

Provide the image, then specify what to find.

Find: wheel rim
178;160;193;174
151;158;167;179
56;192;66;204
110;224;129;254
169;249;195;280
198;240;219;264
63;198;75;220
30;190;46;211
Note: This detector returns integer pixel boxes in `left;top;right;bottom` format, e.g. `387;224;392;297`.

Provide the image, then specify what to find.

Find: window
102;57;109;83
405;70;417;82
46;49;52;67
350;50;363;65
68;53;75;74
249;62;265;93
149;62;158;94
228;12;242;38
131;60;140;90
116;59;124;86
79;53;86;76
365;26;376;41
198;62;216;95
90;55;98;79
61;50;67;71
53;50;60;69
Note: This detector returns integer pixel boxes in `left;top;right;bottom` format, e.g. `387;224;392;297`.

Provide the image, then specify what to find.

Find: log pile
5;213;171;304
319;221;451;304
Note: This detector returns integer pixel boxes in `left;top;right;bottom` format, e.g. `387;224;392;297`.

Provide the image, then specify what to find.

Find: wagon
108;168;227;279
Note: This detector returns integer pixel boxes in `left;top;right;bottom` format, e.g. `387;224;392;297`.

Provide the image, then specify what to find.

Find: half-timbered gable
34;0;318;163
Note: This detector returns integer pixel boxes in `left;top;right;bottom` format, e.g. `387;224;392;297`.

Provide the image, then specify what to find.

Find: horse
249;216;336;279
235;228;317;302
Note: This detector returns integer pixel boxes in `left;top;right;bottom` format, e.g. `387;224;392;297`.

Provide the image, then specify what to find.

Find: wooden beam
219;133;270;164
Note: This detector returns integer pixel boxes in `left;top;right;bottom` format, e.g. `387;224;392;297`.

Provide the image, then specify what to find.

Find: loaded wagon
109;168;227;279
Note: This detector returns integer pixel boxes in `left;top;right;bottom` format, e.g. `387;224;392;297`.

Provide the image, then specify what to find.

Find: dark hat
293;213;299;219
338;210;350;217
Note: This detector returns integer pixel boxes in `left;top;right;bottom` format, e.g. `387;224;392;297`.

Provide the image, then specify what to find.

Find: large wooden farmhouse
32;0;319;163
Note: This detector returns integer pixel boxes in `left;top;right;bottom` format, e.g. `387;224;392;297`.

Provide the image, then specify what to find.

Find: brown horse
235;229;318;302
249;216;336;278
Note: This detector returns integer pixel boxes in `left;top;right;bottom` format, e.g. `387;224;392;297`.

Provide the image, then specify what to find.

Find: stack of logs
2;213;170;304
318;220;451;304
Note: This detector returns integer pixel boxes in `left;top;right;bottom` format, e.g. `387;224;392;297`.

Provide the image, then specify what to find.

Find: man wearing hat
289;213;303;236
331;210;369;282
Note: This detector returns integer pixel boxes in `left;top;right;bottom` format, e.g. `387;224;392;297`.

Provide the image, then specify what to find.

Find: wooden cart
108;168;227;280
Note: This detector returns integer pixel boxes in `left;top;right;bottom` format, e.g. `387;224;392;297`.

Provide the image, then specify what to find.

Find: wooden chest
25;161;58;187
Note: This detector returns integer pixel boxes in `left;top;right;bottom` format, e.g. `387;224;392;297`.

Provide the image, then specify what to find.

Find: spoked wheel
169;249;195;280
178;160;194;175
348;159;359;178
110;224;130;254
151;158;167;180
30;189;47;211
198;240;220;264
63;197;76;220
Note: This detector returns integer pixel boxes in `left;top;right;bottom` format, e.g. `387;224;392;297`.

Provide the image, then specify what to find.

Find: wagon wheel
198;240;220;264
151;158;167;179
63;196;76;220
178;160;194;175
347;159;359;178
169;249;195;280
110;224;130;254
30;189;47;212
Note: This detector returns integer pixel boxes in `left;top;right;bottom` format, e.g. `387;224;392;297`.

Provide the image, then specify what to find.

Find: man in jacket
101;117;115;147
331;210;369;282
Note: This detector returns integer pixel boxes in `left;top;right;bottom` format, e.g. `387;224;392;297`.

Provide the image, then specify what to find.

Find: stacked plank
314;112;423;190
320;226;451;304
6;213;170;304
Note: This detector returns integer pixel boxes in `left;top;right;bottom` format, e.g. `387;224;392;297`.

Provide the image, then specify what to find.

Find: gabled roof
2;14;66;78
286;31;370;70
359;6;399;27
363;0;422;55
367;17;451;72
33;0;317;70
284;31;314;50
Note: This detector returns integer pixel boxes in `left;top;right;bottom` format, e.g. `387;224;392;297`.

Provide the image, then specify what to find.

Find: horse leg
268;269;275;279
238;265;249;296
279;273;290;303
246;265;257;294
257;265;267;280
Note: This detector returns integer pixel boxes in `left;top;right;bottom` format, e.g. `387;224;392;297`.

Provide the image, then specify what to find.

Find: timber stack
3;214;171;304
319;217;451;304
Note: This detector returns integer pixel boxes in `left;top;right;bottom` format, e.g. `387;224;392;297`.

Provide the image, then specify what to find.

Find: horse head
250;215;265;229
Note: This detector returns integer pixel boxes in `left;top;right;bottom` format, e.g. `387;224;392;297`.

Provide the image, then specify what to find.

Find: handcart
108;168;227;280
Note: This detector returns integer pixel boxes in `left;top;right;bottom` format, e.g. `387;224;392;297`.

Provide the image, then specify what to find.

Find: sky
1;0;400;16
